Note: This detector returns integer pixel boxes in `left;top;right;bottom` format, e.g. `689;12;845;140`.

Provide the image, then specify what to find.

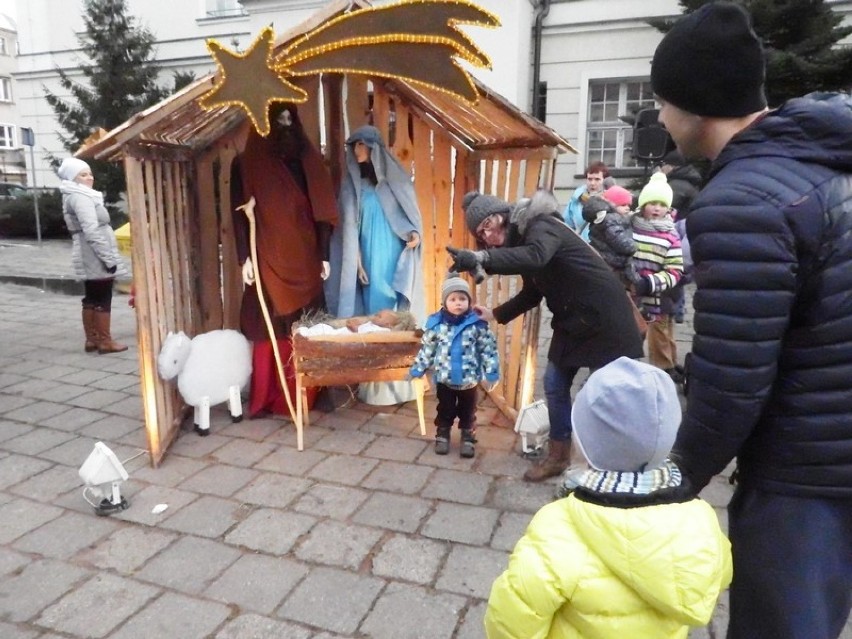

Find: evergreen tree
44;0;172;205
650;0;852;106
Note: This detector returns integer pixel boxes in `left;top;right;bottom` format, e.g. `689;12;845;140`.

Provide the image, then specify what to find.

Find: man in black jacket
652;3;852;638
448;190;644;482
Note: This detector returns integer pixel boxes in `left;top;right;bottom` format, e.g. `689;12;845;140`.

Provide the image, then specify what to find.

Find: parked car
0;181;29;200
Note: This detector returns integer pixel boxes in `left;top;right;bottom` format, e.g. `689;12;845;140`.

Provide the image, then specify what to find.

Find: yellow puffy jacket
484;493;732;639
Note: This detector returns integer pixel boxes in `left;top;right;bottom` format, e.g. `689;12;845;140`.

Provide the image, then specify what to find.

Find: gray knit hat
441;272;471;306
461;191;512;234
571;357;681;472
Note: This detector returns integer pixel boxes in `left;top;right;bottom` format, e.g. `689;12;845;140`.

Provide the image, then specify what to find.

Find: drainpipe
530;0;552;119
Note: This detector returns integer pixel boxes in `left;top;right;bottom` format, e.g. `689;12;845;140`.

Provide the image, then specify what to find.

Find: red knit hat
603;185;633;208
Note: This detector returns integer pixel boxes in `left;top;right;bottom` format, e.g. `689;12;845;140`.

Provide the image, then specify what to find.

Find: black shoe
435;427;451;455
460;429;476;458
664;367;685;385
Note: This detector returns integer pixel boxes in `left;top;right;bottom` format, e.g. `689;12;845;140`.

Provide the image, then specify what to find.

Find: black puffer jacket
485;191;644;371
675;93;852;497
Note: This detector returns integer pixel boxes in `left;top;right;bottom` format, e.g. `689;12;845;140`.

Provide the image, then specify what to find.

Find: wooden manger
292;331;427;450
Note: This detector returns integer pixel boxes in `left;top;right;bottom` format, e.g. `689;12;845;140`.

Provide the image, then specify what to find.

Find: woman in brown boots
58;157;128;354
448;190;644;482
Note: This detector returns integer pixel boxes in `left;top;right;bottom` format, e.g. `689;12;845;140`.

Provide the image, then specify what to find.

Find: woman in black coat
448;190;644;481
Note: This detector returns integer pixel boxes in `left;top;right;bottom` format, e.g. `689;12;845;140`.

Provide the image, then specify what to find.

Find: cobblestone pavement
0;238;848;638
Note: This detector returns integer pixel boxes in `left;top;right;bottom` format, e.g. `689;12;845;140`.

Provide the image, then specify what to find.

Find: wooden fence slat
432;131;453;279
195;157;223;331
412;117;437;313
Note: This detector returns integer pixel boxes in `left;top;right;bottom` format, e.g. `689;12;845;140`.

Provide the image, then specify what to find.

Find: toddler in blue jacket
410;273;500;457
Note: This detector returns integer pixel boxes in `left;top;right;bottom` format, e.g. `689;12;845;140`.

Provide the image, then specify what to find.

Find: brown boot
523;439;571;482
82;306;98;353
92;308;128;354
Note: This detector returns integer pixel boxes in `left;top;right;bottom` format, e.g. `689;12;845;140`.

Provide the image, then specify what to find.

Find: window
0;37;7;56
0;124;15;149
205;0;246;18
0;78;11;102
586;79;656;169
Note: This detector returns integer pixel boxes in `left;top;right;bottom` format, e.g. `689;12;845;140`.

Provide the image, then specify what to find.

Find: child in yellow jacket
485;357;732;639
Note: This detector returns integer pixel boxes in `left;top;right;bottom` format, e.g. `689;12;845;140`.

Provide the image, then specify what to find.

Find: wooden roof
78;0;574;162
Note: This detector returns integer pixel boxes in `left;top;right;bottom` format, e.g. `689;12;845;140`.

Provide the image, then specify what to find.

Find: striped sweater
631;215;683;318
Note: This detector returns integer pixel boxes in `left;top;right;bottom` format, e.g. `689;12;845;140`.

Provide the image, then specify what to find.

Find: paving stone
65;389;128;410
265;423;331;448
79;414;143;441
232;472;312;508
12;510;119;559
0;420;34;443
0;547;30;577
130;454;210;487
699;476;735;509
27;365;82;381
209;439;278;467
362;434;430;462
35;435;100;466
178;464;259;497
40;406;111;432
0;497;63;544
87;373;138;391
313;407;372;431
295;519;383;569
102;395;144;419
158;495;246;538
168;431;230;458
473;424;520;451
0;453;53;489
111;484;198;527
490;511;534;551
360;460;434;495
476;447;531;477
30;383;92;403
55;368;112;385
308;454;379;484
8;465;80;503
2;401;69;426
0;621;39;638
371;535;447;585
204;554;309;615
3;378;64;399
277;566;384;635
135;536;241;594
360;411;422;437
225;508;316;555
489;476;556;513
0;558;90;622
360;582;466;639
415;446;478;471
0;372;29;389
456;600;489;639
73;526;178;574
215;613;313;639
353;492;432;533
108;591;231;639
421;502;500;545
36;573;159;637
420;468;493;505
436;545;509;599
313;429;376;455
219;417;282;442
3;426;77;457
290;483;370;519
253;446;326;476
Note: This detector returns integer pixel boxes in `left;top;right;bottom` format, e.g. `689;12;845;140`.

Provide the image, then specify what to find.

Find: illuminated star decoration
199;26;307;137
197;1;500;137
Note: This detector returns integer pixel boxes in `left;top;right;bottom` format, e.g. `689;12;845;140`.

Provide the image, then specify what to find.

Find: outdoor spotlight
514;399;550;457
78;442;130;516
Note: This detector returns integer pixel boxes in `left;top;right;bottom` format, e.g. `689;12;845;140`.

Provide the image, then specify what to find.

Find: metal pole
29;145;42;247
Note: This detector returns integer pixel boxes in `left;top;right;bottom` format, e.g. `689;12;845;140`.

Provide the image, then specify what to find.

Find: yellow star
199;26;306;137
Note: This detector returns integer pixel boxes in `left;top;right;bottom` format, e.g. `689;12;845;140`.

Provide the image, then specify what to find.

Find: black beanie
461;191;512;234
651;2;767;117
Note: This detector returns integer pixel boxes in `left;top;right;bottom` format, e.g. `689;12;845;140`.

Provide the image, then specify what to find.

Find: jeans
543;361;579;442
727;484;852;639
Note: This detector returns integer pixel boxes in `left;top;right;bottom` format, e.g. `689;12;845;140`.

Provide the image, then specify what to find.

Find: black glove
447;246;488;284
633;275;652;297
106;264;117;274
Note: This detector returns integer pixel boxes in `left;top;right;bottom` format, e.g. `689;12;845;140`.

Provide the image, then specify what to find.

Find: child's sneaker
460;429;476;458
435;426;451;455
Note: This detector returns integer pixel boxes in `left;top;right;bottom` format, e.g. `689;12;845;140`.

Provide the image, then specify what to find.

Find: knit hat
651;2;767;118
461;191;512;234
572;357;681;472
582;195;611;224
638;172;673;209
603;185;633;208
57;157;91;181
441;272;471;306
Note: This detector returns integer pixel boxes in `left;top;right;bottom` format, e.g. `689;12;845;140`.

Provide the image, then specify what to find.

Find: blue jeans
543;362;579;442
727;484;852;639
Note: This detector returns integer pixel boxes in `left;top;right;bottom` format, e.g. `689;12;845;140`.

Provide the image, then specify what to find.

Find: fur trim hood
510;189;563;236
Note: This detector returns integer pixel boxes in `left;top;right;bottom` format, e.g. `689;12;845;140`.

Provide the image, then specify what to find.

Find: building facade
0;11;25;185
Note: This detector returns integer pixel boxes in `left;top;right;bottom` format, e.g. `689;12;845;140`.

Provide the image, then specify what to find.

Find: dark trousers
82;279;114;309
727;484;852;639
435;383;477;432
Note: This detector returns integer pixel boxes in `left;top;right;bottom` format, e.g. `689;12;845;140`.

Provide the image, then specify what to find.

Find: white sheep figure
157;329;252;436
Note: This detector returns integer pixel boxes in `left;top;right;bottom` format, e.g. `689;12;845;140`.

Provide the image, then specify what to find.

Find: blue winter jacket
674;93;852;497
409;310;500;388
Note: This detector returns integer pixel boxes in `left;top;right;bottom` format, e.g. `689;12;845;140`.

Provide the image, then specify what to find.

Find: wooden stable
78;0;575;466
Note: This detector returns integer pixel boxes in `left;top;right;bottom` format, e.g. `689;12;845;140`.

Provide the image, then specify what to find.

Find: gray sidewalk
0;238;842;638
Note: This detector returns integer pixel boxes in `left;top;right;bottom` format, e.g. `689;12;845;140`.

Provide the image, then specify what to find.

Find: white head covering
57;158;91;181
